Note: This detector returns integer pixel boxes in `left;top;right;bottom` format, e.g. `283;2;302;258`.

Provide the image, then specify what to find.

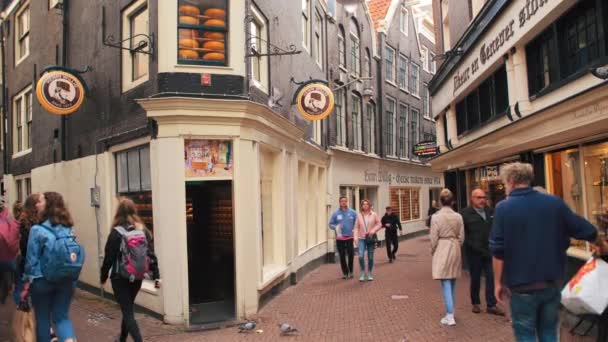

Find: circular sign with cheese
296;83;335;121
36;70;85;115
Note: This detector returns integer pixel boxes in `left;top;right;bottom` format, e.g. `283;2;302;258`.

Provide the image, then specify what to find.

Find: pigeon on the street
279;323;298;335
238;321;257;333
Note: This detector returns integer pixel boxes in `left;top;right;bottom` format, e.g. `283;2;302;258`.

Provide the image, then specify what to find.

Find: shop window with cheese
178;0;228;66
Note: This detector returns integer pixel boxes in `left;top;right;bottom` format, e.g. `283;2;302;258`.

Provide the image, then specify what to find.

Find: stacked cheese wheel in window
202;8;226;62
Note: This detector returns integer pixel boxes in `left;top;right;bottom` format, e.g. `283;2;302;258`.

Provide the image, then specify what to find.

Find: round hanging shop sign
36;69;85;115
296;83;335;121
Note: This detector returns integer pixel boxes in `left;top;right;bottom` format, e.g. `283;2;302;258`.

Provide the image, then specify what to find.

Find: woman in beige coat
430;189;465;326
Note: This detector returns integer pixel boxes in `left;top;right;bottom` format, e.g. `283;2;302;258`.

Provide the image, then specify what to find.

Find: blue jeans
30;278;76;342
440;279;456;314
358;239;374;273
510;287;561;342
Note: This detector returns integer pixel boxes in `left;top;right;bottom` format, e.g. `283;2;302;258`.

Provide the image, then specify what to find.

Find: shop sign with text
36;67;87;115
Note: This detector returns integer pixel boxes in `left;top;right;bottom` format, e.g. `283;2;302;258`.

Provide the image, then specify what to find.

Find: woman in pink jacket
353;199;382;281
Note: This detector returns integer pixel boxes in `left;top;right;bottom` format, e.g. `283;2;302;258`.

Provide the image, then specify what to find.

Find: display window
583;142;608;239
178;0;228;66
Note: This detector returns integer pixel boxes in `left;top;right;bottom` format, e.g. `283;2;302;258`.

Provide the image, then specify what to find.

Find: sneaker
359;274;366;282
472;304;481;314
440;315;456;326
348;273;354;279
487;306;506;316
342;274;348;279
366;274;374;281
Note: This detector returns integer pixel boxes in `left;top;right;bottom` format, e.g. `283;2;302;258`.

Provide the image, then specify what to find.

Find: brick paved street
1;236;596;341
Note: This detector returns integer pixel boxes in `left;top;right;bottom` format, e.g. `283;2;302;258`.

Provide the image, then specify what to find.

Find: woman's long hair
112;197;144;230
21;193;42;231
40;192;74;227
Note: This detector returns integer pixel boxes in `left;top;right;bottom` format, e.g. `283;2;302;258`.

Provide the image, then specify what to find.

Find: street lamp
338;0;362;15
590;65;608;80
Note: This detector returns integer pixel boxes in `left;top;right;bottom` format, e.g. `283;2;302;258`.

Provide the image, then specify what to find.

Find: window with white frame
423;84;431;119
349;19;361;77
338;25;346;68
398;54;409;90
399;104;408;158
366;102;376;154
385;98;396;156
15;175;31;203
314;9;323;67
429;51;436;74
302;0;311;51
15;3;30;64
385;46;396;83
122;0;149;92
335;89;346;146
13;86;32;155
312;120;322;145
400;7;408;35
351;94;362;150
116;145;154;232
410;63;420;96
250;5;269;91
422;46;429;72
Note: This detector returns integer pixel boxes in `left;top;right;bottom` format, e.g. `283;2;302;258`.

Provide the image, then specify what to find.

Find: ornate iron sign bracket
101;6;154;56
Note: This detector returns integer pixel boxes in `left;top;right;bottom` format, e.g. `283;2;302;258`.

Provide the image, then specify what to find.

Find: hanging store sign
413;141;440;158
36;67;87;115
295;82;335;121
185;140;233;179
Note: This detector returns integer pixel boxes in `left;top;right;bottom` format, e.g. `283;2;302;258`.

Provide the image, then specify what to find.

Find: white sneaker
440;314;456;326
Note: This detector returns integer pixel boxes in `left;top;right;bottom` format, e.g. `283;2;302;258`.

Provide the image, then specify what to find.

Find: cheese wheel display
203;19;226;28
179;15;199;25
179;5;200;16
203;41;224;51
203;32;225;40
179;29;199;39
179;38;199;49
204;8;226;19
179;49;200;60
203;52;225;61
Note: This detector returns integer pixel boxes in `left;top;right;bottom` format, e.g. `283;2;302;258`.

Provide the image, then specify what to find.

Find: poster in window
185;140;232;178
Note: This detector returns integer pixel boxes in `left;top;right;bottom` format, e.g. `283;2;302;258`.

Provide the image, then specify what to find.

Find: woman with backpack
101;197;160;342
21;192;83;342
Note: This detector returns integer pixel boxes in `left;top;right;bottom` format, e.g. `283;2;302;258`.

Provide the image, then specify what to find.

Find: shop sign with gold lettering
295;82;335;121
36;67;87;115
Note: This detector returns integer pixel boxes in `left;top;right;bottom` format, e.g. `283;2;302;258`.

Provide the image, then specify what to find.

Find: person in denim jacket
21;192;78;342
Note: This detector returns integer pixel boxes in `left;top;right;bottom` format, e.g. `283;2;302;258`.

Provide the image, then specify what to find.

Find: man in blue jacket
490;163;598;342
329;197;357;279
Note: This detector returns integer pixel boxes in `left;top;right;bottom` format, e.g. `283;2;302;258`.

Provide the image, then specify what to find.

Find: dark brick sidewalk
1;236;596;341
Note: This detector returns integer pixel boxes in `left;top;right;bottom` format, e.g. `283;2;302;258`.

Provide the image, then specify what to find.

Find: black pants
467;250;497;308
598;309;608;342
336;239;354;276
111;278;143;342
386;230;398;260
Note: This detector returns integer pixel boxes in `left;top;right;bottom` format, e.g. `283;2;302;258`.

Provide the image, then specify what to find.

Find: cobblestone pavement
0;236;596;341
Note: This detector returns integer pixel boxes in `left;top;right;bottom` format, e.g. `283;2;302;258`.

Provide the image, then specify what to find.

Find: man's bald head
471;189;487;209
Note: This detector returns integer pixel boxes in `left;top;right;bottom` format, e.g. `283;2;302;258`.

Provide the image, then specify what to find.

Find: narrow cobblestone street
0;236;595;341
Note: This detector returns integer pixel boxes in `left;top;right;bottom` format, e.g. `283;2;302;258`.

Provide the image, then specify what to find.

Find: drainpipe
0;20;7;176
61;0;69;161
376;33;384;158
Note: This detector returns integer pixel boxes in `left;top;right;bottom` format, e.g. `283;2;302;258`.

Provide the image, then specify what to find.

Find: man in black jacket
461;189;504;316
382;207;402;263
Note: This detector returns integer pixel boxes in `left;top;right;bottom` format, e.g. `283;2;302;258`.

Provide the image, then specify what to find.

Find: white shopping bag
561;257;608;315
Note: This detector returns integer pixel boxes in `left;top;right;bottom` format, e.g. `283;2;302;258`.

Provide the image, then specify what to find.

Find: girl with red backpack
100;198;160;342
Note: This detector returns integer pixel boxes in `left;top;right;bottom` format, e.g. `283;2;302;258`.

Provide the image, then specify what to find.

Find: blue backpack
40;224;85;283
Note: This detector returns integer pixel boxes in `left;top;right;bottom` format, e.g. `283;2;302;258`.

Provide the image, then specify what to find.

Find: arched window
349;18;361;76
364;48;372;78
338;25;346;68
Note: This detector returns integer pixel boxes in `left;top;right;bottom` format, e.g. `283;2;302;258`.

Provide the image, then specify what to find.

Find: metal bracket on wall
244;14;301;58
101;6;154;56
